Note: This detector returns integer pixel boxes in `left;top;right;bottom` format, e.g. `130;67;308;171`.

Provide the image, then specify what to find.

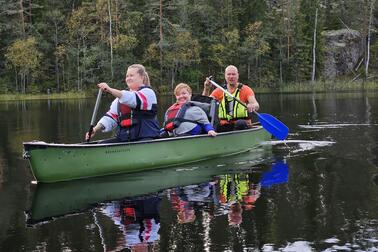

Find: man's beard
228;81;238;87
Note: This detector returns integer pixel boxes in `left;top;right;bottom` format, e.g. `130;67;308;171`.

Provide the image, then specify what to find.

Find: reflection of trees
6;98;112;147
311;91;318;124
0;154;4;190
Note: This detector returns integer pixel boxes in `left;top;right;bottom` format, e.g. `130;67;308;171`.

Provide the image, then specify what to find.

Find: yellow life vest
218;84;248;121
219;174;250;203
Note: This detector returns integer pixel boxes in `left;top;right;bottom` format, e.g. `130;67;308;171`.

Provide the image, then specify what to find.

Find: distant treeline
0;0;377;94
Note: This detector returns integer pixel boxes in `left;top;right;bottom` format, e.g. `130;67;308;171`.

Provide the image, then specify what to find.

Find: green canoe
27;146;273;224
23;126;271;183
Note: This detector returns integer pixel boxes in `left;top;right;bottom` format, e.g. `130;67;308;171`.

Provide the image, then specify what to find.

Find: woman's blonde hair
174;83;192;96
128;64;150;86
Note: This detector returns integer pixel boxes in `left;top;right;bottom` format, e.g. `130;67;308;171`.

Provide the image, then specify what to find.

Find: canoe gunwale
23;126;266;150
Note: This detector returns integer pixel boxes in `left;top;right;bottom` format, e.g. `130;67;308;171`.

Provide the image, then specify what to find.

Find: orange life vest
163;102;197;131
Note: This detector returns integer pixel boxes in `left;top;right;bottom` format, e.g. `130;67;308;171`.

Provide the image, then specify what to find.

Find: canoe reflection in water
27;147;273;223
97;160;288;251
26;148;288;250
100;196;161;251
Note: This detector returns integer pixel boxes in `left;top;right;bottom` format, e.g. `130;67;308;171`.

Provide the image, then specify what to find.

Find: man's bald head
225;65;238;73
225;65;239;86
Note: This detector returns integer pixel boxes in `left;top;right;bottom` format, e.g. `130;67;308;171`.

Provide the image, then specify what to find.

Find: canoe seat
191;95;219;127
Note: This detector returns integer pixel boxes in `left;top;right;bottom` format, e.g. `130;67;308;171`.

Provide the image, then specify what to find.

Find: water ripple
298;123;378;129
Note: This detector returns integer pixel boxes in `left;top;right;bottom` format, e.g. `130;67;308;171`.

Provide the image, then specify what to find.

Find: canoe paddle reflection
260;160;289;188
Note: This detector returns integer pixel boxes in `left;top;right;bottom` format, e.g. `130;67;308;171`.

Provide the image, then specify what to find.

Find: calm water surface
0;91;377;251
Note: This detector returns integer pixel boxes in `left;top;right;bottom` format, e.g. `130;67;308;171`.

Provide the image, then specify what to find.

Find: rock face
322;29;364;79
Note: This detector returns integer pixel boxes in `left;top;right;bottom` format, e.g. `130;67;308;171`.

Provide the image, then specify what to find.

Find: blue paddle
208;79;289;140
260;160;289;187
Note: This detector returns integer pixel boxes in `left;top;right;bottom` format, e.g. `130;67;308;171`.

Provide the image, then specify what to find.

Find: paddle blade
260;161;289;188
257;113;289;140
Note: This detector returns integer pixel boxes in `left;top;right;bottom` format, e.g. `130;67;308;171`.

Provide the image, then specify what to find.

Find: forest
0;0;377;94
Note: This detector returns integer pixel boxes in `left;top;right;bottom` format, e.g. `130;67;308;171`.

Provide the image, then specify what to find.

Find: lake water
0;91;377;251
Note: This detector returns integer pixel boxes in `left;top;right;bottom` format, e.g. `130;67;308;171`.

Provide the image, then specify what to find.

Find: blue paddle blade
257;113;289;140
260;161;289;188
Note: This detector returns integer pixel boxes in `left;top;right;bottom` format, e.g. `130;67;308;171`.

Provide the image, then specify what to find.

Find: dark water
0;92;377;251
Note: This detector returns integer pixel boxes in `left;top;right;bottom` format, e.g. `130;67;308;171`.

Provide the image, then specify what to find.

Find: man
202;65;260;132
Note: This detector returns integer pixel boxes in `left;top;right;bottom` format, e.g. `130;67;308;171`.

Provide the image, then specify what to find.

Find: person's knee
216;124;233;132
235;120;248;130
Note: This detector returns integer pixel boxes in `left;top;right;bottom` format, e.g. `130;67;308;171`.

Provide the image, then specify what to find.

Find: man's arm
247;95;259;112
202;77;212;96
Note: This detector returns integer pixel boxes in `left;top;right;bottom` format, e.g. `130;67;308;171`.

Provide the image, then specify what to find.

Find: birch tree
5;37;42;93
365;0;375;79
107;0;114;79
311;8;318;82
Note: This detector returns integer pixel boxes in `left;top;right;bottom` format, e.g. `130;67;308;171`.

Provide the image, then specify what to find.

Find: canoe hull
23;127;270;183
27;147;273;223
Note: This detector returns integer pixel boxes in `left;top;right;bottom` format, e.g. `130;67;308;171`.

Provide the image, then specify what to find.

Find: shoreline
1;81;377;101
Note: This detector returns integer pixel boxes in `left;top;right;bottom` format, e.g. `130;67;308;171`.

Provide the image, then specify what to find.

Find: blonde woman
86;64;160;142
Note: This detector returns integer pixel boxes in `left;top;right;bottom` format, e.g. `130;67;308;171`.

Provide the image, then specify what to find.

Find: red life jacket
118;103;133;128
163;102;197;131
117;87;157;128
164;103;182;131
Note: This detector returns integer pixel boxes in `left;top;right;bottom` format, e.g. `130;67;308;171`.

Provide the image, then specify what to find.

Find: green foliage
0;0;376;94
164;31;201;66
5;37;42;76
178;68;202;85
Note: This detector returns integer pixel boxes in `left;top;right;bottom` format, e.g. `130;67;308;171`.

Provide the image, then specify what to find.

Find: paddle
207;78;289;140
260;160;289;188
86;89;103;142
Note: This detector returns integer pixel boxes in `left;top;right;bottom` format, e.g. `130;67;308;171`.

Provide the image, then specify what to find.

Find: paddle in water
86;89;103;142
207;77;289;140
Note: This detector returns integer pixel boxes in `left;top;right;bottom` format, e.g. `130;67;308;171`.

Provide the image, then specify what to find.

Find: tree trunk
82;37;86;90
287;34;290;60
171;66;175;93
108;0;114;80
159;0;164;87
77;41;80;91
365;0;374;79
247;62;250;80
311;8;318;82
62;62;65;91
54;21;60;92
29;0;32;24
18;0;25;35
114;0;120;36
15;70;18;92
256;56;260;87
21;72;26;94
279;37;284;85
286;1;291;61
227;0;232;29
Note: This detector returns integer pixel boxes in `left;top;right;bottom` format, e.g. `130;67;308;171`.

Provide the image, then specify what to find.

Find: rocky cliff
322;29;364;79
